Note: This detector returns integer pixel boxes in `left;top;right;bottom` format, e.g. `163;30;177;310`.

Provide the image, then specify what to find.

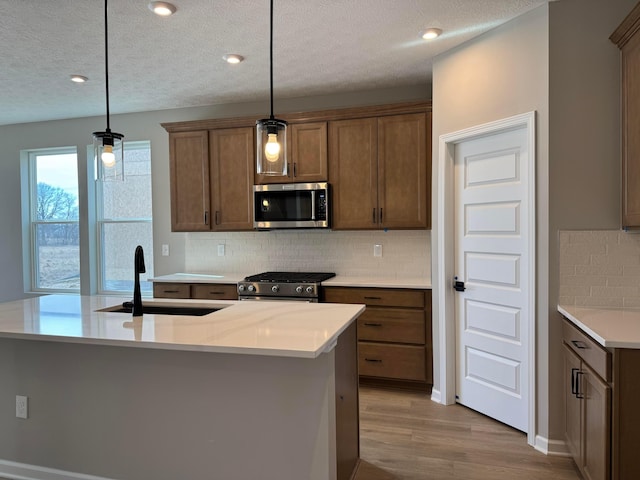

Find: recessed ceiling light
223;54;245;64
148;1;176;16
421;28;442;40
70;75;88;83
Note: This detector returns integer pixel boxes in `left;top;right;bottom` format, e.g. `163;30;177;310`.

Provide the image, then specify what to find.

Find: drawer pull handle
571;368;579;395
364;358;383;363
571;340;588;350
363;322;383;327
209;291;225;295
163;290;180;293
364;296;382;300
575;371;585;399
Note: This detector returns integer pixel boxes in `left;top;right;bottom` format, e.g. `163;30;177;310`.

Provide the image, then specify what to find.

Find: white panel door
454;126;530;432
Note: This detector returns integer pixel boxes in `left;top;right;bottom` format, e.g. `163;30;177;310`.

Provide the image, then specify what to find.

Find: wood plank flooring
355;386;581;480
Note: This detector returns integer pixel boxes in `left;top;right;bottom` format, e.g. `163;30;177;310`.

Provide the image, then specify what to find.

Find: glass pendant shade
93;130;124;181
256;118;288;175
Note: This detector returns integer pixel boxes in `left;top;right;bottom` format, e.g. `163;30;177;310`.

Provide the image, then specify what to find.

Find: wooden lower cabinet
322;286;432;390
153;282;238;300
562;318;640;480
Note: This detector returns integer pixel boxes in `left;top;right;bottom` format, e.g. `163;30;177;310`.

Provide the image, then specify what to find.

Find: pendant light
93;0;124;181
256;0;287;176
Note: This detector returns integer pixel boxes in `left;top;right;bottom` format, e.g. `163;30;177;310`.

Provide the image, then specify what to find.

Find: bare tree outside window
29;150;80;291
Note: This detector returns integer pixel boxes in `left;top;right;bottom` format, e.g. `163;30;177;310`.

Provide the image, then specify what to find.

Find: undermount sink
99;303;221;316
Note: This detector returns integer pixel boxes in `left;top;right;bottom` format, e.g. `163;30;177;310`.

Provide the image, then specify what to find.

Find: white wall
0;85;430;303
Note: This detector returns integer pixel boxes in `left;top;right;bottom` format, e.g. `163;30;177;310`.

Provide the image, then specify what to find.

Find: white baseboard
430;388;442;404
533;435;572;457
0;459;115;480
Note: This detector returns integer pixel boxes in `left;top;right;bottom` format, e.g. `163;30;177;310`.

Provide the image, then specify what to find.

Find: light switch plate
217;244;225;256
161;244;169;256
374;244;382;257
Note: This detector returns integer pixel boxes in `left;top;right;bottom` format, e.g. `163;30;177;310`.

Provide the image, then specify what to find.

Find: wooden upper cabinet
209;127;254;231
611;3;640;228
329;112;431;230
329;118;379;229
169;131;210;232
255;121;328;184
378;113;430;229
162;101;431;232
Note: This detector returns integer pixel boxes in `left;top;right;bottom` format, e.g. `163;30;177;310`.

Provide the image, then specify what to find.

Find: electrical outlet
374;244;382;257
16;395;28;419
161;244;170;256
217;244;225;256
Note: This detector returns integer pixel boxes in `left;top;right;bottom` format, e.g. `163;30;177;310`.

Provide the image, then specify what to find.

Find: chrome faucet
132;245;146;317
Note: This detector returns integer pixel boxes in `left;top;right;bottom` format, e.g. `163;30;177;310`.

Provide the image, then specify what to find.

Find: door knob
453;276;466;292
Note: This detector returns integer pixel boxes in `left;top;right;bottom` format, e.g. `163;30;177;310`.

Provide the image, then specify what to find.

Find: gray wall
547;0;635;442
0;85;429;303
432;3;550;440
432;0;635;448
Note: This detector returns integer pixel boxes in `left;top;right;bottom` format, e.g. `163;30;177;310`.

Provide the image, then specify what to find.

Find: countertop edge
150;273;432;289
558;305;609;347
558;304;640;349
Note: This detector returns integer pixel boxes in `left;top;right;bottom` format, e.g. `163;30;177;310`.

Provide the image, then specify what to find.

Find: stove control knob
248;285;255;292
295;285;304;294
306;286;315;294
272;285;280;293
238;284;246;292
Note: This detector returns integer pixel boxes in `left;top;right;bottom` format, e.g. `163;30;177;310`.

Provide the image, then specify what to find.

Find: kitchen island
0;295;364;480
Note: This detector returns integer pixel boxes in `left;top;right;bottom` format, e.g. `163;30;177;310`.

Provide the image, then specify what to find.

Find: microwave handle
311;190;316;220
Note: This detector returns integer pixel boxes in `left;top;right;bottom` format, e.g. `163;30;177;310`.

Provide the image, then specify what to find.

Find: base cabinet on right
562;318;640;480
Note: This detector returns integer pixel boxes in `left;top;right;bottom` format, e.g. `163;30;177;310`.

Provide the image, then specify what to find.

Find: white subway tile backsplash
559;230;640;307
184;230;431;280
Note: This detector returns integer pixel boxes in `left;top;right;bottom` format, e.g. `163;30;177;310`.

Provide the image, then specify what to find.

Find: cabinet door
191;283;238;300
209;127;254;231
563;344;582;464
290;122;327;182
378;113;429;229
169;131;210;231
582;362;611;480
153;282;191;298
255;122;328;184
329;118;379;229
621;31;640;227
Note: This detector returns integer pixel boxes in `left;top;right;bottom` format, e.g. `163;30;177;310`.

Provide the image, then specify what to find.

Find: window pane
35;153;79;220
102;145;152;219
35;223;80;289
101;223;153;293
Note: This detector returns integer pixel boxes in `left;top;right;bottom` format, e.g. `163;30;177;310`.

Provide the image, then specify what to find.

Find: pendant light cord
104;0;111;132
269;0;274;121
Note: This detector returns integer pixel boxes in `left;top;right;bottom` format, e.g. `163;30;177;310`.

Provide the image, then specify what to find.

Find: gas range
237;272;336;302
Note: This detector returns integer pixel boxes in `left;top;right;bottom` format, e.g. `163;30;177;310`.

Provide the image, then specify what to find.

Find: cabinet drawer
358;342;426;381
357;308;425;344
323;287;425;308
153;283;191;298
191;284;238;300
562;319;611;382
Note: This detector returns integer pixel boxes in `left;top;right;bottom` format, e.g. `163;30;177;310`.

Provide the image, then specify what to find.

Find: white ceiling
0;0;549;126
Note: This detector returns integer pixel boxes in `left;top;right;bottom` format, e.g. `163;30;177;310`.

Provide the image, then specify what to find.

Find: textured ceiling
0;0;549;126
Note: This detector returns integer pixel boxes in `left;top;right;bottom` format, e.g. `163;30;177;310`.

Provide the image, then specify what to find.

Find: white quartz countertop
558;304;640;349
0;295;364;358
149;273;245;284
150;273;431;289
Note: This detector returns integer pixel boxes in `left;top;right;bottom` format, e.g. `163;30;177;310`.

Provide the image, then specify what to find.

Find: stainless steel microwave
253;182;330;229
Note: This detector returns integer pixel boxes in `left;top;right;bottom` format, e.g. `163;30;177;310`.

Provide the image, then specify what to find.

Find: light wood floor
355;386;581;480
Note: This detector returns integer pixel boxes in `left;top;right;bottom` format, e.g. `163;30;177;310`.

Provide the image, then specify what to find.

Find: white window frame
22;146;80;294
95;140;153;295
